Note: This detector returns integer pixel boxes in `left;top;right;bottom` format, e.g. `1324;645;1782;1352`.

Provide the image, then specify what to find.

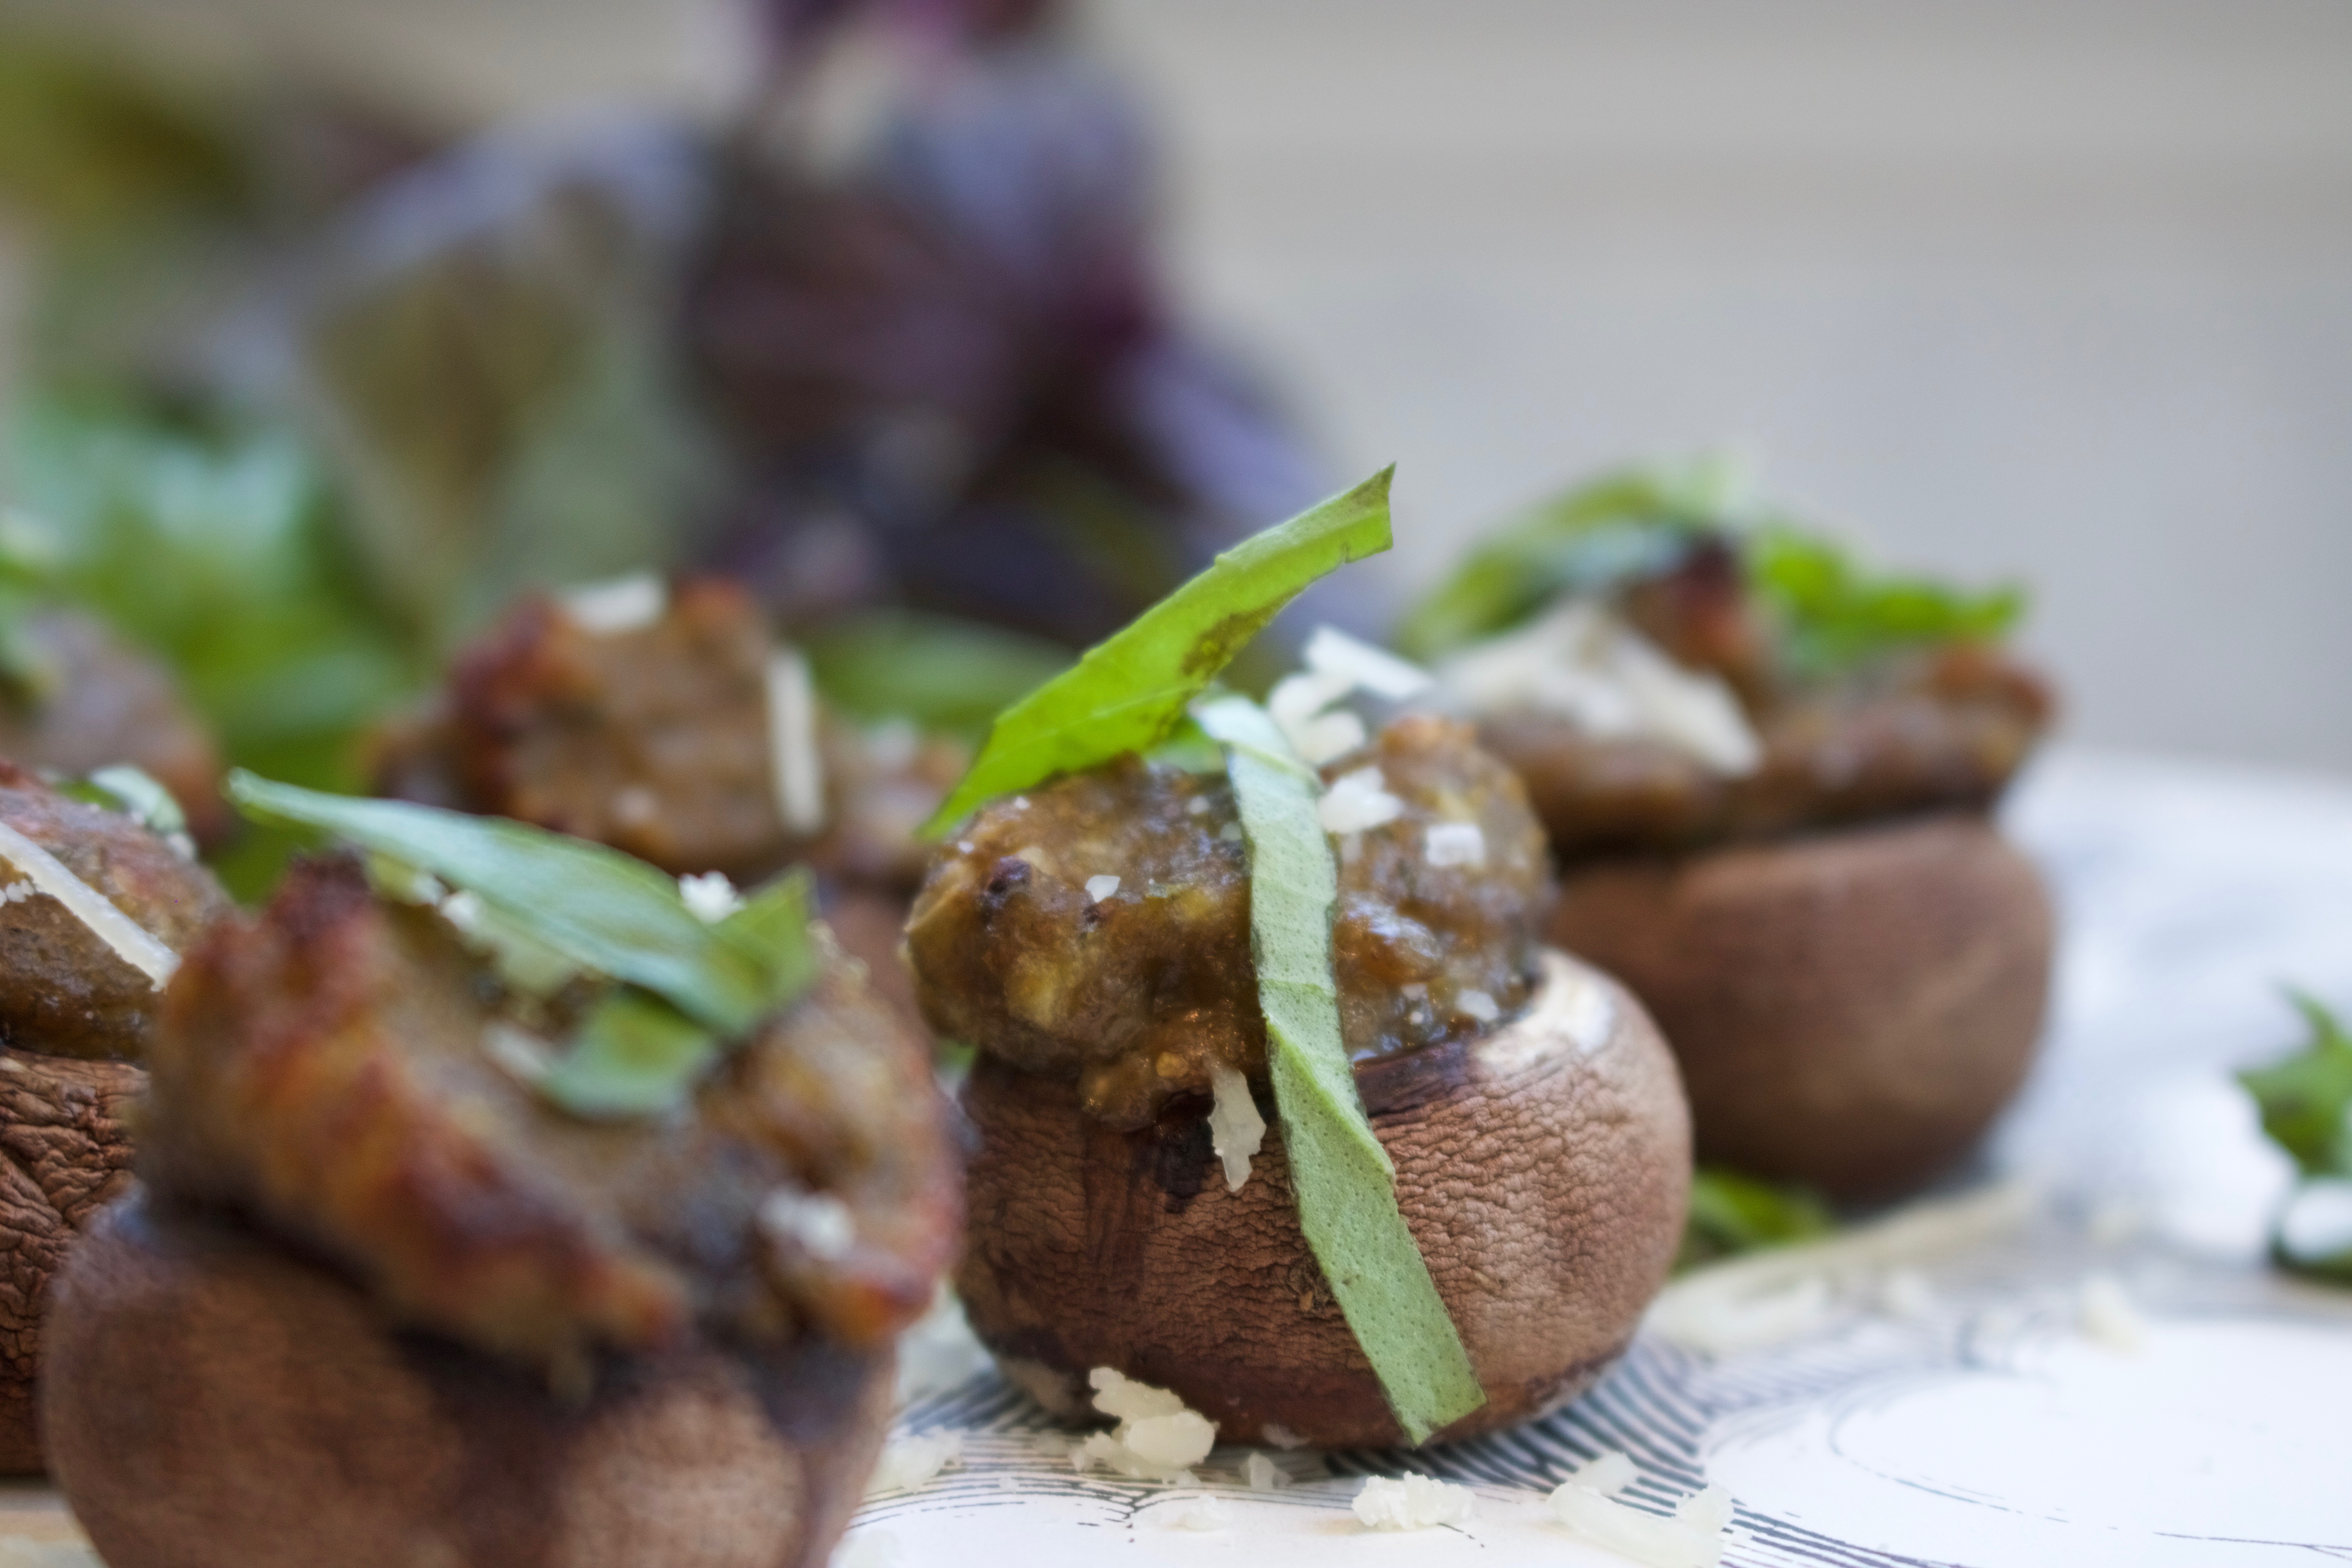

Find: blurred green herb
802;611;1073;744
922;467;1394;835
230;773;818;1118
2239;989;2352;1283
1676;1167;1839;1273
6;400;423;891
1392;456;1748;662
1197;694;1484;1443
1749;527;2025;680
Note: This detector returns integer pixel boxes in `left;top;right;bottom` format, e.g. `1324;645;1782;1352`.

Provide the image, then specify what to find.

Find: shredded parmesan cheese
0;820;178;989
1436;599;1762;774
1071;1369;1216;1482
1424;821;1486;867
765;645;828;835
1548;1452;1734;1568
678;871;743;923
1318;767;1403;835
1084;874;1122;903
1245;1452;1292;1492
1207;1062;1267;1192
559;572;667;635
1455;989;1500;1025
1303;626;1434;700
1352;1474;1475;1531
760;1191;858;1261
866;1430;963;1495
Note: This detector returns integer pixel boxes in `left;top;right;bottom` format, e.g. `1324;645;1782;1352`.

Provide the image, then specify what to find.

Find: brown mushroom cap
45;1196;894;1568
1548;811;2053;1202
0;1052;142;1474
955;950;1690;1449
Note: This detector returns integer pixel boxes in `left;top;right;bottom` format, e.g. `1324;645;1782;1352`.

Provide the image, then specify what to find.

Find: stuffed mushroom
908;472;1689;1450
42;787;960;1568
1405;462;2056;1201
369;573;977;1026
0;759;231;1471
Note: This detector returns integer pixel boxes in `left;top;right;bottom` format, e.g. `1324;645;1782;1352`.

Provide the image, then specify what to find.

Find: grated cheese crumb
1084;874;1122;903
759;1191;857;1261
1245;1452;1291;1492
559;572;667;635
1318;766;1404;835
1548;1452;1734;1568
1303;626;1434;701
866;1430;963;1495
1424;822;1487;868
1353;1474;1475;1531
764;645;828;835
1207;1062;1267;1192
1072;1369;1216;1482
1456;989;1500;1024
678;871;743;924
0;820;178;989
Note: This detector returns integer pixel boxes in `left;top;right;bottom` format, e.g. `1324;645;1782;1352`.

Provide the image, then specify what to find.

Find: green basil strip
538;991;721;1120
227;772;786;1035
716;869;822;1012
1193;695;1486;1443
920;468;1395;837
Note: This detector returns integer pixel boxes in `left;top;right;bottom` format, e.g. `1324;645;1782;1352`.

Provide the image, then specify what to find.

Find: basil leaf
1392;457;1746;661
1677;1167;1838;1272
921;469;1395;836
1750;526;2025;679
538;990;721;1120
717;869;821;1012
227;772;779;1035
1194;694;1485;1444
2239;990;2352;1181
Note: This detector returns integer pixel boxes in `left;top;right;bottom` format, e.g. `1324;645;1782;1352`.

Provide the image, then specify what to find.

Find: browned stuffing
906;714;1552;1128
143;857;959;1382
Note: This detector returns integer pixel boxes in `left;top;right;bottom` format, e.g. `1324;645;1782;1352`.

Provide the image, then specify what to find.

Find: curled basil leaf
921;468;1394;836
1194;694;1485;1443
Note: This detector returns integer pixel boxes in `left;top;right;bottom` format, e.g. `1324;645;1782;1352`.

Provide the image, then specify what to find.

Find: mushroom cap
1548;811;2053;1202
954;949;1690;1449
44;1196;895;1568
0;1051;142;1474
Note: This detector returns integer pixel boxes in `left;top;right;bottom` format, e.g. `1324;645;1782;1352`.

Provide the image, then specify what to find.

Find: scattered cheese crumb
1436;599;1761;775
1353;1474;1475;1531
1245;1452;1291;1492
1290;710;1366;766
830;1528;903;1568
1187;797;1212;815
1548;1453;1734;1568
559;572;666;635
1161;1495;1232;1531
1267;667;1367;765
765;645;828;835
0;820;178;989
1318;766;1404;835
1424;821;1486;868
1085;874;1122;903
1456;989;1501;1024
1207;1062;1266;1192
1071;1369;1216;1482
679;871;743;923
759;1191;857;1261
1261;1424;1307;1450
0;881;33;903
866;1430;963;1495
2078;1273;2147;1353
1217;822;1244;843
1303;626;1434;701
